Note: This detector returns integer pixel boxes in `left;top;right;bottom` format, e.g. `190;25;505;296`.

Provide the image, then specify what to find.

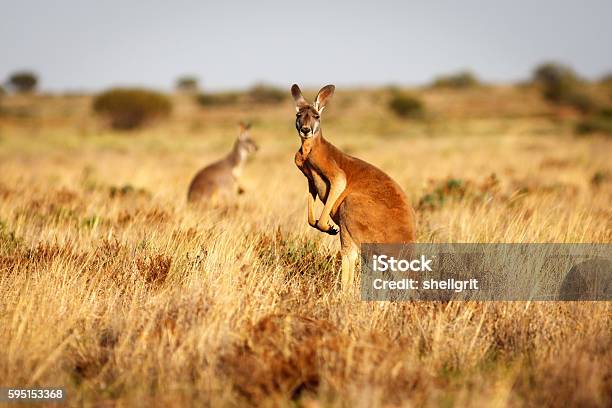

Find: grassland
0;86;611;407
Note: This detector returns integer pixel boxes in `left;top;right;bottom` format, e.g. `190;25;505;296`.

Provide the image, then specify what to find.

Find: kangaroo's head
291;84;335;139
235;122;258;159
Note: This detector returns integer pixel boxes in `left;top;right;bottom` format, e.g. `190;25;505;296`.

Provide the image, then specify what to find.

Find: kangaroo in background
188;122;258;203
291;84;416;290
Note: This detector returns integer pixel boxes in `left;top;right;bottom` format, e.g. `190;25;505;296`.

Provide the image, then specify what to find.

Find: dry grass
0;87;611;407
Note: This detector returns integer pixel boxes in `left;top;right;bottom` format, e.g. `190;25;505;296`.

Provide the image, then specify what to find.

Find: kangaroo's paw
316;219;339;235
326;223;339;235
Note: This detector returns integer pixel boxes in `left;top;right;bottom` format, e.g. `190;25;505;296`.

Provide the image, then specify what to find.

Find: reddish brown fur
295;132;416;244
292;84;416;289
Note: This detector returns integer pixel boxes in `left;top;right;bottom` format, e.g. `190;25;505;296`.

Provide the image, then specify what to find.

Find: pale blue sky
1;0;611;91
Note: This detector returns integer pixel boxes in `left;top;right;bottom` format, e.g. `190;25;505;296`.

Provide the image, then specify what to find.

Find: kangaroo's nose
300;126;311;134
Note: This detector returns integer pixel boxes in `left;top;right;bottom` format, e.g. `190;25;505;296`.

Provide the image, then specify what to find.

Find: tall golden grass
0;87;610;406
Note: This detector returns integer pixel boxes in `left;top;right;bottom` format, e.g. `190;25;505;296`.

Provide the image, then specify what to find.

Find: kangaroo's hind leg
340;227;359;291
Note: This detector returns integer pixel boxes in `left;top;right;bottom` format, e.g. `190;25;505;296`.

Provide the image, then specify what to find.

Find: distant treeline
2;64;611;135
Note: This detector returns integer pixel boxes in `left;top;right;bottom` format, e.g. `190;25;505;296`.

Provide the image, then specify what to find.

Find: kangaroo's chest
231;165;242;180
295;150;330;202
311;169;330;202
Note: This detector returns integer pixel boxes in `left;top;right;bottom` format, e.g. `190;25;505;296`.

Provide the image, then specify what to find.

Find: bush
247;83;285;104
533;63;580;100
575;109;612;136
431;71;480;89
563;90;598;114
388;92;425;119
599;73;612;87
196;92;240;107
196;84;285;107
599;73;612;99
533;62;597;113
418;174;500;211
8;71;38;93
92;88;172;130
176;76;199;93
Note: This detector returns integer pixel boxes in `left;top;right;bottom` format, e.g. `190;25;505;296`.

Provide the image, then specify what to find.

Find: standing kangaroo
187;122;258;203
291;84;416;290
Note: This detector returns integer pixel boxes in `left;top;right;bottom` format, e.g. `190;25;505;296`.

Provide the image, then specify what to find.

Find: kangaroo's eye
313;114;320;119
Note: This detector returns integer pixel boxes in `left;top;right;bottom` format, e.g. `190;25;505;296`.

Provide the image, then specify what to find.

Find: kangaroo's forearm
317;175;347;227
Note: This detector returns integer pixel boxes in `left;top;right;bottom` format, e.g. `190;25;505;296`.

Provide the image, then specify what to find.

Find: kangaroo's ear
291;84;309;111
238;121;251;139
314;84;335;113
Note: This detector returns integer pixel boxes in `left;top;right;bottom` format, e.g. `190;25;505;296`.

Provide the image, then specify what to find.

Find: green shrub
176;76;199;93
591;170;610;187
563;90;598;114
533;63;579;100
196;92;240;107
431;71;480;89
600;73;612;100
92;88;172;130
533;62;597;113
197;84;285;107
388;92;425;119
417;174;500;211
418;178;467;210
247;83;285;104
599;108;612;118
8;71;38;93
599;73;612;87
575;110;612;136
